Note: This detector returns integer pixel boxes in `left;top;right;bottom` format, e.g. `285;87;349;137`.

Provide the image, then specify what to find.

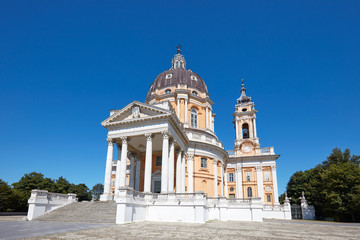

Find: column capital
161;130;170;139
145;133;154;141
120;136;129;144
213;159;218;165
106;138;114;146
187;153;194;160
271;165;277;171
235;166;242;172
256;166;263;171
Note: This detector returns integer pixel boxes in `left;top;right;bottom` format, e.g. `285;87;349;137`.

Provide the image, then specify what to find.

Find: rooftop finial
241;78;245;87
172;45;186;69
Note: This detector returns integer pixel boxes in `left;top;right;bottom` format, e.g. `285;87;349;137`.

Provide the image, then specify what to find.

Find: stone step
35;201;116;223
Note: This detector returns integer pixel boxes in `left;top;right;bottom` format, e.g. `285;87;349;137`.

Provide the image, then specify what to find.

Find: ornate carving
187;153;194;160
145;133;154;141
106;138;113;146
256;166;263;171
271;165;277;171
213;159;218;165
120;136;128;144
132;106;140;118
235;166;242;172
161;130;169;139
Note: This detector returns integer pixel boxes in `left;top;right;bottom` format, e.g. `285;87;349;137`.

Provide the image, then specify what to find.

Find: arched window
164;89;171;94
191;108;198;128
192;91;198;96
242;123;249;139
247;187;252;197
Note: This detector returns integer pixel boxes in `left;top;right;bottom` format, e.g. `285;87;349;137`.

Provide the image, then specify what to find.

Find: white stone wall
27;190;77;220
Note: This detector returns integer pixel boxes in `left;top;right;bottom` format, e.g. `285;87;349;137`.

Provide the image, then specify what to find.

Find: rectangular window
264;172;271;181
267;195;271;202
201;158;207;168
229;194;235;199
228;173;234;182
246;172;251;181
156;156;162;166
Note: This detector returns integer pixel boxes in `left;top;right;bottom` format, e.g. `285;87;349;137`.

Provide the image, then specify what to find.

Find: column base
100;193;113;201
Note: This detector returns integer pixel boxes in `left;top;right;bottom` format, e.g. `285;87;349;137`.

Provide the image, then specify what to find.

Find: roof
145;67;209;102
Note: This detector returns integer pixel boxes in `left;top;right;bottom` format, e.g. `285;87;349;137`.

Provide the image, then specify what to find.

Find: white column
119;137;128;187
177;97;180;119
224;172;229;197
212;115;215;132
135;156;140;191
213;160;218;197
253;117;258;138
205;106;209;129
176;150;182;193
256;166;264;201
235;166;243;198
129;154;135;189
220;162;224;196
161;131;169;193
181;151;186;192
144;133;153;192
187;153;194;193
184;98;188;124
114;143;122;195
272;165;279;204
168;140;175;192
101;138;114;200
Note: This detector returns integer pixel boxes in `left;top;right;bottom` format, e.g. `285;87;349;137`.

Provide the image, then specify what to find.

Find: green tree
283;148;360;222
0;179;13;211
53;177;71;194
69;183;92;201
12;172;55;210
91;183;104;201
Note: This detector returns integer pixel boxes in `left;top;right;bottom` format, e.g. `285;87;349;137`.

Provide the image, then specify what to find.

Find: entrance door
154;181;161;193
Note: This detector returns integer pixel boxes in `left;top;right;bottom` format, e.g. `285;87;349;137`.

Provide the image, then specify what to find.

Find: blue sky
0;1;359;195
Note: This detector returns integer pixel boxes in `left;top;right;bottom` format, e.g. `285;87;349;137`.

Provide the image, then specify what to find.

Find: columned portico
135;156;140;191
168;140;175;192
176;149;182;193
119;137;128;188
144;133;153;193
161;131;169;193
256;166;264;201
129;154;135;189
187;153;194;193
114;142;122;195
213;159;218;197
181;151;186;192
100;138;114;201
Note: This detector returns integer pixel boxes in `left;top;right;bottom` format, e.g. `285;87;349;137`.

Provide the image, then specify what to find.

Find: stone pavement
0;221;113;240
17;219;360;240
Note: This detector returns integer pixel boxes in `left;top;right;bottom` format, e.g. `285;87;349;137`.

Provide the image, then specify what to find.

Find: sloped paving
35;201;116;223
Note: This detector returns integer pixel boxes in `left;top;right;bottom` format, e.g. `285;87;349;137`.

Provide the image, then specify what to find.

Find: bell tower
233;79;260;156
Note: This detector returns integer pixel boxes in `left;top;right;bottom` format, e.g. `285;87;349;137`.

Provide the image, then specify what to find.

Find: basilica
99;47;290;223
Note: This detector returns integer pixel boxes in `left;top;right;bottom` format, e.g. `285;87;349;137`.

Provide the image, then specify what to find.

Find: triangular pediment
102;101;172;127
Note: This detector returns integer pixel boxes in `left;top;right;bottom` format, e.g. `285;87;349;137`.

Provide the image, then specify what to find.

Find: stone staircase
35;201;117;223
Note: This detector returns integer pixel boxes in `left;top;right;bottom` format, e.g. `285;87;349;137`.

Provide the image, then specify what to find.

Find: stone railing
185;129;224;148
27;190;77;220
260;147;275;155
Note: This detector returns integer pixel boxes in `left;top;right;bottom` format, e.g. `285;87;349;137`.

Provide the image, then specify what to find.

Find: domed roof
145;47;209;102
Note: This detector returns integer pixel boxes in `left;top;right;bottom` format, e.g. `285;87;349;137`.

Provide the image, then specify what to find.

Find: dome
145;46;209;102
